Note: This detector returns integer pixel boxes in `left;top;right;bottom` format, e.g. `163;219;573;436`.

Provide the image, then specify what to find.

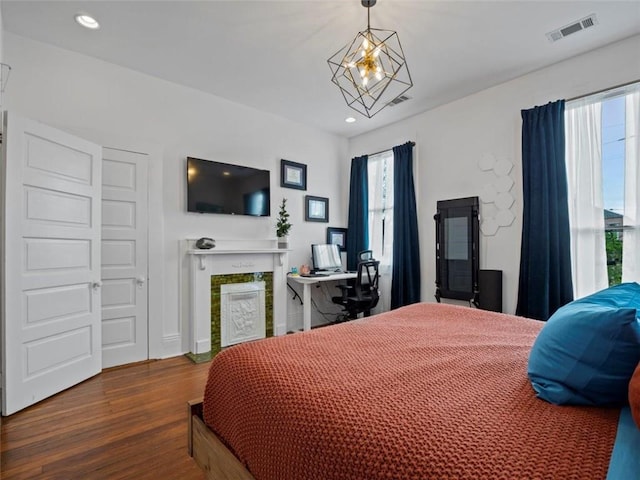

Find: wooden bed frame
187;399;255;480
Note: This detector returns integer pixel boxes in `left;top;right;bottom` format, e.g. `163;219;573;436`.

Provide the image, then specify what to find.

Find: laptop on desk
301;272;330;278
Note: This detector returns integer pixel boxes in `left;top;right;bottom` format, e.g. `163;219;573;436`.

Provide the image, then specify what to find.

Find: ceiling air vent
387;95;411;106
546;13;598;42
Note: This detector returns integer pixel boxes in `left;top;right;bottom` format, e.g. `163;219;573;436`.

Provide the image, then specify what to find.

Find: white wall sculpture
478;153;515;236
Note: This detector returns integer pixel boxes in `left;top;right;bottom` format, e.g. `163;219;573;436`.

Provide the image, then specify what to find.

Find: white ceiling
2;1;640;138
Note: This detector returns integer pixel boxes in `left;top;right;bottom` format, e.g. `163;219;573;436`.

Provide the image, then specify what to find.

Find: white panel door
101;148;148;368
2;112;102;416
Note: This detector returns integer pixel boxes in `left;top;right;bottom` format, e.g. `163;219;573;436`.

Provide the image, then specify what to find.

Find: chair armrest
335;284;353;300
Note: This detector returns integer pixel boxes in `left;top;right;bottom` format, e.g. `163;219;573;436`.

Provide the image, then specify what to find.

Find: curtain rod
367;141;416;158
566;78;640;102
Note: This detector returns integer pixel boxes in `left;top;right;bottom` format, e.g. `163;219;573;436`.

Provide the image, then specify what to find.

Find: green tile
184;351;212;364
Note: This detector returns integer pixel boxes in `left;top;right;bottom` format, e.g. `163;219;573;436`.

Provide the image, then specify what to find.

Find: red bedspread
203;303;619;480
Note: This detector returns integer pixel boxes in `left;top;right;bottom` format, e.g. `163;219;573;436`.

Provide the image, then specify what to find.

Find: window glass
602;96;625;286
367;151;394;266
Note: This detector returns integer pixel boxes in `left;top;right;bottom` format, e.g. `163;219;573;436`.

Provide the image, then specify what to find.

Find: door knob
136;275;146;286
92;281;102;291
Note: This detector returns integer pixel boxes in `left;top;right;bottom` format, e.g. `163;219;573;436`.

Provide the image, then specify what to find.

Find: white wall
4;33;349;356
348;35;640;315
0;4;3;65
4;30;639;354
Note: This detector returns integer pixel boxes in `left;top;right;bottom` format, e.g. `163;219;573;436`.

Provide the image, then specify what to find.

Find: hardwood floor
1;356;211;479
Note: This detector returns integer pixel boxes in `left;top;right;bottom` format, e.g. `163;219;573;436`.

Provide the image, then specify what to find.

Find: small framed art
305;195;329;222
280;159;307;190
327;227;347;252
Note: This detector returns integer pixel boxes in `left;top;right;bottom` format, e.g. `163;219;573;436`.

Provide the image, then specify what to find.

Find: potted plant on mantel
276;198;292;249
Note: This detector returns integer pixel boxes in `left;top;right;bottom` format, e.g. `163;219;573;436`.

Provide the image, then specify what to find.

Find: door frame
0;127;166;414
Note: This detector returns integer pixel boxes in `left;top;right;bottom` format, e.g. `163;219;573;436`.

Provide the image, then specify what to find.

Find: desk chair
358;250;374;262
332;260;380;320
339;250;375;307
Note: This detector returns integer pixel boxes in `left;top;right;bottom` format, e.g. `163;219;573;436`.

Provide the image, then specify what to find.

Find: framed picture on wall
305;195;329;222
327;227;347;252
280;159;307;190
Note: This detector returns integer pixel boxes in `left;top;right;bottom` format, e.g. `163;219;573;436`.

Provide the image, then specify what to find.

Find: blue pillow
528;282;640;406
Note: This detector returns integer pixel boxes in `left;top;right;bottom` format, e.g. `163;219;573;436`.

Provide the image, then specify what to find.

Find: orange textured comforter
203;303;619;480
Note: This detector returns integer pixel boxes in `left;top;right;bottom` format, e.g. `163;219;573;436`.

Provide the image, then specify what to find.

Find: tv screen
187;157;270;216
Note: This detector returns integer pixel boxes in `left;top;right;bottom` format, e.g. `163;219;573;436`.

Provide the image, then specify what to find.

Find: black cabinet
478;269;502;313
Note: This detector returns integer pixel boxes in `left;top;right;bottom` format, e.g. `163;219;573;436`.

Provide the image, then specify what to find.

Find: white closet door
101;148;149;368
2;112;102;415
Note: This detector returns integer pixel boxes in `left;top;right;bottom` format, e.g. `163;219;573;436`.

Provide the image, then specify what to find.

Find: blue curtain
516;100;573;320
391;142;421;308
346;155;369;271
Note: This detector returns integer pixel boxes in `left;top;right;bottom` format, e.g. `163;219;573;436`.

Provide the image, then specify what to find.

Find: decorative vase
278;235;289;249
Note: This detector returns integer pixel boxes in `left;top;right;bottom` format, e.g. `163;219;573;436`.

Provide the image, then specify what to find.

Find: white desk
288;273;357;331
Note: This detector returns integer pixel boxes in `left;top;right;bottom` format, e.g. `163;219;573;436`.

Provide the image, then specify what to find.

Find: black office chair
332;260;380;320
358;250;374;262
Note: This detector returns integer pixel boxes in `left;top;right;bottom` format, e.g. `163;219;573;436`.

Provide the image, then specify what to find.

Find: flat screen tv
187;157;270;216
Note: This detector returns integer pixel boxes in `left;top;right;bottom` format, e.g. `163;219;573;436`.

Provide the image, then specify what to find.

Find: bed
188;302;639;480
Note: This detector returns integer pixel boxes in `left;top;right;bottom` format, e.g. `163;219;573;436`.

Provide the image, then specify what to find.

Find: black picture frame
327;227;347;252
280;159;307;190
305;195;329;222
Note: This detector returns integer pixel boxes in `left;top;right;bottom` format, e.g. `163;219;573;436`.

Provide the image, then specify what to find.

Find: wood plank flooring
1;356;211;479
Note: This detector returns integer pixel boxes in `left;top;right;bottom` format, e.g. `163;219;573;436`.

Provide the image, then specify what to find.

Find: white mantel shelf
187;249;290;271
188;249;289;254
186;243;289;355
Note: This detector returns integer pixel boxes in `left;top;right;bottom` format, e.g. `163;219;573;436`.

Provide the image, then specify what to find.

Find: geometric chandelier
327;0;413;118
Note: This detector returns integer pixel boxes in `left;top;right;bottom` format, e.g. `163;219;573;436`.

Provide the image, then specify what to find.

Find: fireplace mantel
189;248;288;271
186;239;289;355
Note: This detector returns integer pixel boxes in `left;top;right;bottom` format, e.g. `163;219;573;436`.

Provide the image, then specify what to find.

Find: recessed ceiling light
75;14;100;30
345;117;356;123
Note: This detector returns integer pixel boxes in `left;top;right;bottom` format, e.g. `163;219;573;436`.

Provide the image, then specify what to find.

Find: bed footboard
187;399;255;480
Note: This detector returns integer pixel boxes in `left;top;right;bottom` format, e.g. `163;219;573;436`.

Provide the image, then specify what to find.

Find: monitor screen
311;244;342;271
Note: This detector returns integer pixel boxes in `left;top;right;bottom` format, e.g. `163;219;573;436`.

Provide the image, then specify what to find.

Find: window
367;151;393;310
566;82;639;297
367;151;393;263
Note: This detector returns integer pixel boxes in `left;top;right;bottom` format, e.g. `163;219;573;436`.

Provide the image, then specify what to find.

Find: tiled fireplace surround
186;239;289;359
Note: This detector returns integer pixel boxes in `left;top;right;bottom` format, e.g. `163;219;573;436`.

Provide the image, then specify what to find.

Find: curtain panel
516;100;574;320
622;91;640;283
346;155;369;271
565;100;608;299
367;152;394;312
391;142;421;309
